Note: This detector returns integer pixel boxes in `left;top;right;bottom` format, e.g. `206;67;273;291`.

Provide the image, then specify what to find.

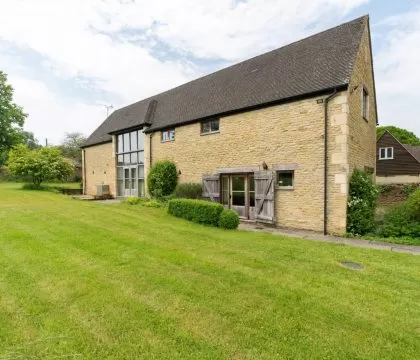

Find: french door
123;166;138;197
221;174;255;219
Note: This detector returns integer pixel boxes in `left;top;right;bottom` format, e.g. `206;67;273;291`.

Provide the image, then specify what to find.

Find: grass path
0;183;419;359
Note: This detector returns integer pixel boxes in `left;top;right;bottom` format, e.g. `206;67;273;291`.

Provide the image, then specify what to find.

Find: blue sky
0;0;419;144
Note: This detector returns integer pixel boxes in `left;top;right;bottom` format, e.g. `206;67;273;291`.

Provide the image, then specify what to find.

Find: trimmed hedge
168;199;223;226
219;209;240;229
174;183;202;199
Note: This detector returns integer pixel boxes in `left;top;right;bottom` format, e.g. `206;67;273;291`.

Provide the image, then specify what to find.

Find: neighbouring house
376;131;420;184
82;15;377;234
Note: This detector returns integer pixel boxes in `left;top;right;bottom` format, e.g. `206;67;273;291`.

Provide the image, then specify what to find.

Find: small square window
277;171;294;189
162;129;175;142
201;119;220;134
362;86;369;121
379;147;393;160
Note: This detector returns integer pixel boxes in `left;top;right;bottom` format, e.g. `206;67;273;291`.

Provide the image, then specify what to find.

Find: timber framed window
201;118;219;135
276;171;294;189
362;86;369;121
161;129;175;142
379;147;393;160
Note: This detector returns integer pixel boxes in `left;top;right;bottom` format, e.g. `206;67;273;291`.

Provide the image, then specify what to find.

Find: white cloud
8;74;106;145
374;8;420;136
95;0;369;61
0;0;370;143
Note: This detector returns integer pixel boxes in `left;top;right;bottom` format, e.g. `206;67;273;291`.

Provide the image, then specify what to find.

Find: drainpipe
82;149;86;195
149;133;152;168
324;89;338;235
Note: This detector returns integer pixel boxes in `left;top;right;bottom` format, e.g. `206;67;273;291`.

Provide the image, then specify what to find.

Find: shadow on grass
19;183;82;195
21;183;56;191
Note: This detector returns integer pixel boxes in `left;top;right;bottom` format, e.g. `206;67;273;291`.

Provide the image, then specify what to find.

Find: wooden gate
254;171;275;224
202;175;220;202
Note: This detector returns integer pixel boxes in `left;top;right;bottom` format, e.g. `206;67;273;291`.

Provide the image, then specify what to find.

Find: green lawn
0;183;419;360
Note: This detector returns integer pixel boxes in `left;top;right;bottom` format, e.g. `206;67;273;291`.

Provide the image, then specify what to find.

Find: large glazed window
116;129;145;197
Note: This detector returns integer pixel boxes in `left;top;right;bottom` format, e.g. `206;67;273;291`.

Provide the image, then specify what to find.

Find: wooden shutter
202;175;220;202
254;171;275;224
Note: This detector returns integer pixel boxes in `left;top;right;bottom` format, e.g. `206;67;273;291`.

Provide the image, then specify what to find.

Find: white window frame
276;170;294;190
161;129;175;142
379;147;394;160
200;118;220;135
362;85;369;121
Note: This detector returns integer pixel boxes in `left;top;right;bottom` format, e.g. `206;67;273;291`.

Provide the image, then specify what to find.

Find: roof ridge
383;131;420;164
118;15;369;110
84;15;368;147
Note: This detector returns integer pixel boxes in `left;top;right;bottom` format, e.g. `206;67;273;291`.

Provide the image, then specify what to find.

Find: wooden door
254;171;275;224
202;175;220;202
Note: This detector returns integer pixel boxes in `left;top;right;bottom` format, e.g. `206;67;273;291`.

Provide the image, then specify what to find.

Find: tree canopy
377;126;420;145
18;130;41;149
7;144;74;186
0;71;28;164
59;132;86;164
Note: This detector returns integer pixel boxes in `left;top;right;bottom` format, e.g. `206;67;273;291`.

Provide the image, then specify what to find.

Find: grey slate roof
83;15;368;148
404;145;420;163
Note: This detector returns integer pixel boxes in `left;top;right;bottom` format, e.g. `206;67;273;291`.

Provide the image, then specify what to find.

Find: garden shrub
123;197;164;208
377;184;393;194
377;189;420;238
168;198;223;226
405;188;420;220
401;184;418;197
174;183;202;199
347;169;378;235
219;209;240;229
147;160;178;198
123;197;143;205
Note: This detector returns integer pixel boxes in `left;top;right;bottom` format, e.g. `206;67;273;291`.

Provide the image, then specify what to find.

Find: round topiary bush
147;160;178;198
219;209;240;230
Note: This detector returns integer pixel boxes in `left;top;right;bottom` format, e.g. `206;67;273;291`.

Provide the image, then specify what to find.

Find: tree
59;132;86;164
18;130;41;149
377;126;420;145
0;71;28;163
7;144;74;186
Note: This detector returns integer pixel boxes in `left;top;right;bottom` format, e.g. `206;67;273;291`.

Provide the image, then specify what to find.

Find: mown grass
0;182;419;359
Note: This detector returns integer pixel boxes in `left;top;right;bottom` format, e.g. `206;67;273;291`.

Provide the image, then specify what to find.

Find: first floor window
117;129;144;153
162;129;175;142
379;147;393;160
277;171;294;189
201;118;219;134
